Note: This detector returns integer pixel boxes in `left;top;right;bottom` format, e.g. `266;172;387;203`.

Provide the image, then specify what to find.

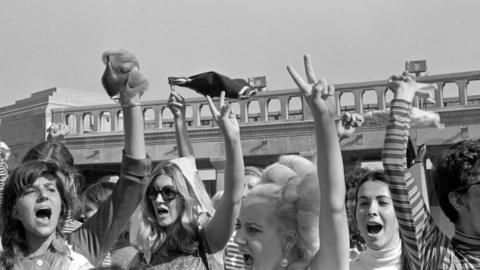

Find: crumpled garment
168;71;257;99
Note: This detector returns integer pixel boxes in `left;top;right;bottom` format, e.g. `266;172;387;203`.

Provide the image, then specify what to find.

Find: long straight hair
136;160;213;261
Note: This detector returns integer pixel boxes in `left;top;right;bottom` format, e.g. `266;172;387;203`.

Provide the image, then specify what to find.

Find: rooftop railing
52;70;480;135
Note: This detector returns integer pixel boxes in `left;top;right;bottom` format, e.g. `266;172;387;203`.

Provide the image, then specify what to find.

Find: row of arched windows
64;80;480;134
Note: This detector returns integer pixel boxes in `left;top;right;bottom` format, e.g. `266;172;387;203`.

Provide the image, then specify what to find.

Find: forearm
123;105;146;159
314;115;349;270
206;134;244;252
174;117;194;157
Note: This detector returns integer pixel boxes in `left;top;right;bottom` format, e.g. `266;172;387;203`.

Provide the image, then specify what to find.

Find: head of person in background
136;157;214;260
235;155;320;270
82;181;116;220
434;139;480;237
243;166;262;196
0;161;74;267
353;169;401;251
22;141;83;220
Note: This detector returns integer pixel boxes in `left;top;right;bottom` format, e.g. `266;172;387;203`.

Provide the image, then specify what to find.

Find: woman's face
355;180;399;250
234;196;285;270
148;174;183;228
15;175;62;246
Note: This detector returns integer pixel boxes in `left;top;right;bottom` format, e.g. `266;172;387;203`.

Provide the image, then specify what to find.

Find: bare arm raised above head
287;54;349;270
204;92;245;253
168;90;195;157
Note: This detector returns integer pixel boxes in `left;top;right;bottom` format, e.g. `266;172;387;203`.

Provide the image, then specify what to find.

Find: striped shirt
224;233;246;270
382;99;480;269
0;157;8;209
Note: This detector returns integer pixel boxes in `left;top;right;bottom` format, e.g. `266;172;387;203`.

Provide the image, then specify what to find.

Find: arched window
362;90;377;111
144;108;155;129
99;111;111;132
66;114;77;134
443;83;459;107
83;113;95;133
288;96;302;120
339;92;355;113
268;99;281;120
247;100;260;122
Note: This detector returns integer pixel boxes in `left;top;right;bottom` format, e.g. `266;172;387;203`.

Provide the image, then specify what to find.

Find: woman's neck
24;232;56;257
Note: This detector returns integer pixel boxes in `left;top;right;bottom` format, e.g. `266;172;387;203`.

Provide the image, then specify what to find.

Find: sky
1;0;480;107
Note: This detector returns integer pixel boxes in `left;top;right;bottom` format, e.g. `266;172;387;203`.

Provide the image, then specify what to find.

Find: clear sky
1;0;479;107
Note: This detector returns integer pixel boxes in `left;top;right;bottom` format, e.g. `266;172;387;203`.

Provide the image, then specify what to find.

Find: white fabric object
67;245;94;270
363;107;444;129
170;156;214;216
349;243;402;270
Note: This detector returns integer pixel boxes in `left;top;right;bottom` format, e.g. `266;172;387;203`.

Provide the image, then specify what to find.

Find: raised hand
167;90;187;119
101;49;149;107
287;54;336;118
388;71;437;103
206;91;240;138
47;122;71;142
336;112;364;141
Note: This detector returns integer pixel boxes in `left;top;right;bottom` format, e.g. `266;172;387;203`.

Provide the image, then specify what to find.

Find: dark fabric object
168;71;253;99
406;137;417;169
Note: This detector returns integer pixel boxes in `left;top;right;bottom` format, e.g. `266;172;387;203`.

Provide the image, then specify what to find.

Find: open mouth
366;222;383;235
243;253;254;269
156;208;169;215
35;208;52;220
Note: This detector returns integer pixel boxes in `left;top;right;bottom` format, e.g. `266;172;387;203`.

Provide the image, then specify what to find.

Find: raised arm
204;92;245;252
71;50;151;266
287;54;349;270
168;90;195;157
382;73;446;269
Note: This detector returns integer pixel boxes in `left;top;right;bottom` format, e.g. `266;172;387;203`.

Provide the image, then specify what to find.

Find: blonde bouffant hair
245;155;320;264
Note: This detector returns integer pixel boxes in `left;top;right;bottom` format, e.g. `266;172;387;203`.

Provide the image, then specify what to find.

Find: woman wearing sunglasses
132;91;244;270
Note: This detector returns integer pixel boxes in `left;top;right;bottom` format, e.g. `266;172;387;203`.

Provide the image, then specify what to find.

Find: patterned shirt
382;99;480;269
224;232;246;270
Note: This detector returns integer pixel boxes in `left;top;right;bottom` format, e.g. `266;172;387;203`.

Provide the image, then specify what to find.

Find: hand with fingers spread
167;90;187;120
388;71;437;103
287;54;337;119
206;91;240;138
336;112;364;141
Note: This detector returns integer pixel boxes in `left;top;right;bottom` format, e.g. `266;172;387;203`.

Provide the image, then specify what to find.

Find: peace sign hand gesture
287;54;336;119
206;91;240;139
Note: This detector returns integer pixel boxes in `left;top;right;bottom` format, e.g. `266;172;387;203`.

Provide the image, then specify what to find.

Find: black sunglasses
147;185;180;202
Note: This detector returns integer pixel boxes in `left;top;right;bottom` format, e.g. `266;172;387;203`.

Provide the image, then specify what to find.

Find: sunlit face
234;196;284;270
355;180;399;250
15;175;62;246
148;174;183;228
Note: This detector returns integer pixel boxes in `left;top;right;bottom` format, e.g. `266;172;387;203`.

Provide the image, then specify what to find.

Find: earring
280;258;289;268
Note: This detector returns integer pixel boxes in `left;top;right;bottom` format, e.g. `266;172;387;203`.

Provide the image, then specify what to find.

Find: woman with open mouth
0;49;151;269
233;55;350;270
132;91;244;270
349;169;404;270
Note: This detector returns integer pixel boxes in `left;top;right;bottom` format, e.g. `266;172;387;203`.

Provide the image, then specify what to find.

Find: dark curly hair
433;139;480;223
0;161;72;268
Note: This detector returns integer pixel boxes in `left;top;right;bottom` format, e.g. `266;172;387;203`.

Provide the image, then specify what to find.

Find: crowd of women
0;49;478;270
